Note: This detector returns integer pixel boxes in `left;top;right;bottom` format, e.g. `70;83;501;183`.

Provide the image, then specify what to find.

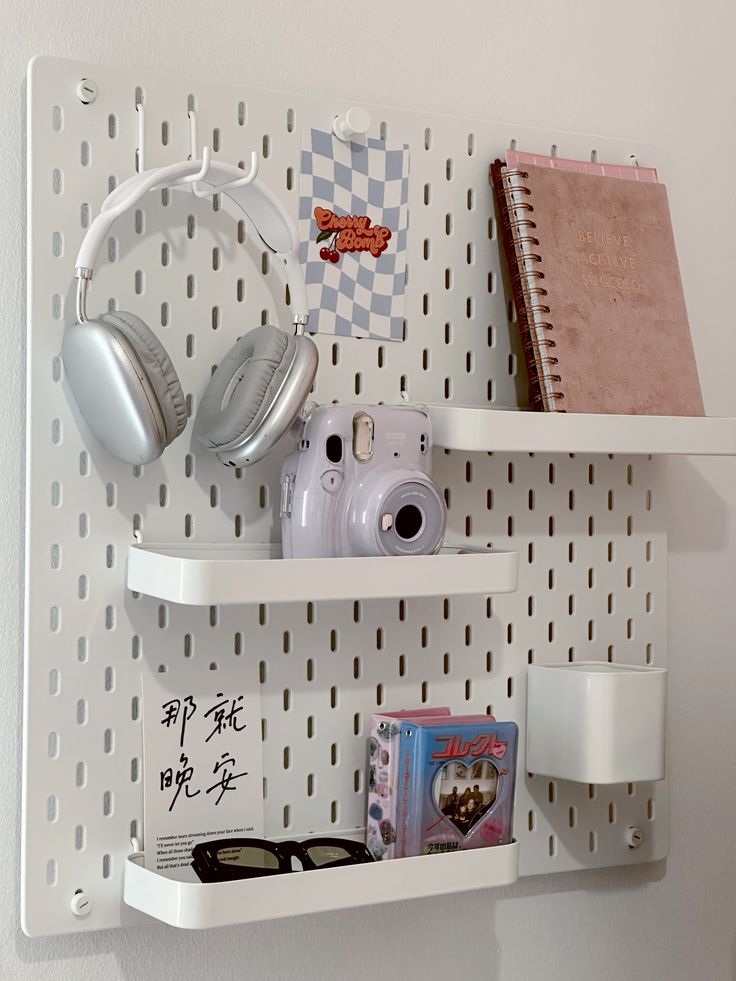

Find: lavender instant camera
280;404;446;559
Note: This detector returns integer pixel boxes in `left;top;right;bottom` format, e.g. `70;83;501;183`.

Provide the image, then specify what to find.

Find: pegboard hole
76;762;87;787
103;791;113;816
51;105;63;131
47;795;58;822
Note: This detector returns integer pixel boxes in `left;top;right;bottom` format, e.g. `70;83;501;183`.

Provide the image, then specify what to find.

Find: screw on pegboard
70;890;93;919
625;826;644;849
75;78;98;105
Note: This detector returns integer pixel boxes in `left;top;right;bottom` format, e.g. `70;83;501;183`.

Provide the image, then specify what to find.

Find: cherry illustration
319;247;330;261
329;250;340;263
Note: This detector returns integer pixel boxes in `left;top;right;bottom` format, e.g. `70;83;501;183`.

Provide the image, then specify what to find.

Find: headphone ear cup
194;324;317;466
98;311;188;443
61;311;187;465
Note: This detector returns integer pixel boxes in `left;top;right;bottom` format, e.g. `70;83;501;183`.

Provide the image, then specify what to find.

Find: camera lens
394;504;424;541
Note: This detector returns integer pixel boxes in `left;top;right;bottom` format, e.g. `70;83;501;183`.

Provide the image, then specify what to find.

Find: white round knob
75;78;99;105
70;891;93;918
625;825;643;849
333;106;371;143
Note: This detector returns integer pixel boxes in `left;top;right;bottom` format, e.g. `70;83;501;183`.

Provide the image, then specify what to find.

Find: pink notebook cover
506;149;658;183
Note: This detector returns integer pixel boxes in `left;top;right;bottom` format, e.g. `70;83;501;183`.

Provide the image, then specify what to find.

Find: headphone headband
75;159;309;326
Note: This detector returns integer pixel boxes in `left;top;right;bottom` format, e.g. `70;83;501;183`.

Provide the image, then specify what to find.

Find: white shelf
123;841;519;929
127;543;519;606
428;405;736;456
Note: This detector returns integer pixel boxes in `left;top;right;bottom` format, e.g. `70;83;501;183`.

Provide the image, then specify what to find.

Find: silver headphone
62;158;318;467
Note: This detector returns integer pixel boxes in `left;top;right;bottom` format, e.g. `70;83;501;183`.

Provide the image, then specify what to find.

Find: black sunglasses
191;837;375;883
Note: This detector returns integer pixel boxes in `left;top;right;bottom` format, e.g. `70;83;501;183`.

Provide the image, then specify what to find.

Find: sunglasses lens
215;845;280;870
304;844;354;867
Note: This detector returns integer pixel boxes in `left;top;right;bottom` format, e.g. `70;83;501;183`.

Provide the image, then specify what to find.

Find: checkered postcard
299;128;409;342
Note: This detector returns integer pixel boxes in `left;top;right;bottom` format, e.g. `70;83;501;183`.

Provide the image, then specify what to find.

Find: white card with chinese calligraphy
141;669;263;880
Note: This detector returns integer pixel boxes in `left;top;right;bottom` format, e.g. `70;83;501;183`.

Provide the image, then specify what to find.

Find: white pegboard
23;55;668;936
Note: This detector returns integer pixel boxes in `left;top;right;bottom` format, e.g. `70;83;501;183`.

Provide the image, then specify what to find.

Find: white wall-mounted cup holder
526;661;667;785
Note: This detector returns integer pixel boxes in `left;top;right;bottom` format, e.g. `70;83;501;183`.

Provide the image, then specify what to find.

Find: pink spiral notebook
492;150;704;415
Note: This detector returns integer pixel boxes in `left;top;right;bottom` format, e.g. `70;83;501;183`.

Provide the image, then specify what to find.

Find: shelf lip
127;544;519;606
123;841;519;929
428;405;736;456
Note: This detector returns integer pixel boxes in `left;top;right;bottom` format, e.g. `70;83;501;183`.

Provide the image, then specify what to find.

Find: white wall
3;1;736;978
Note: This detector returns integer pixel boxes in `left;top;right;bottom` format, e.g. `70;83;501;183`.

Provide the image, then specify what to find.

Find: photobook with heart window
365;711;518;860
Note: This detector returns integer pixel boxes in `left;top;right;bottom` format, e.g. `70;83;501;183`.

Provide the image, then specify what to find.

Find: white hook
162;146;213;193
191;150;259;198
135;103;145;173
187;109;198;161
187;146;213;185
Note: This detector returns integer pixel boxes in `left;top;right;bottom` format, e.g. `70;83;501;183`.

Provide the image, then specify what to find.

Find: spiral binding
495;163;565;409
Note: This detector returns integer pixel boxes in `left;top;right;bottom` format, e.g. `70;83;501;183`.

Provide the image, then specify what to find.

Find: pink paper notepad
506;149;658;182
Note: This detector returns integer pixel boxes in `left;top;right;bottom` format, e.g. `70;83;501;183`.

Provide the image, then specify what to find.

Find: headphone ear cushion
194;325;296;450
98;311;188;444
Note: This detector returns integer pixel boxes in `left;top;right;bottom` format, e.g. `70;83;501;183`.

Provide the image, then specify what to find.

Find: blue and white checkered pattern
299;128;409;342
